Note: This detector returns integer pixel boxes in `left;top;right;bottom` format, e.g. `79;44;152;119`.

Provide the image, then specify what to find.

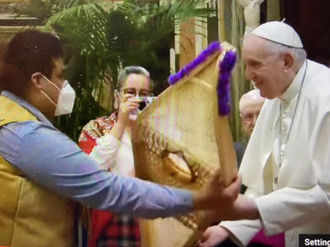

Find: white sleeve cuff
89;134;121;170
220;219;262;246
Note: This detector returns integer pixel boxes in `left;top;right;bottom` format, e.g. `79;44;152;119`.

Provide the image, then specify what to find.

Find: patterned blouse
79;112;141;247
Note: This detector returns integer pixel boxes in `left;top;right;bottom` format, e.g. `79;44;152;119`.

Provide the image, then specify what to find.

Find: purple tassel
217;51;237;116
168;41;237;117
168;41;222;85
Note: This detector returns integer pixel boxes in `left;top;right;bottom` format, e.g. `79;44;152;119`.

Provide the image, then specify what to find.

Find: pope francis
199;21;330;247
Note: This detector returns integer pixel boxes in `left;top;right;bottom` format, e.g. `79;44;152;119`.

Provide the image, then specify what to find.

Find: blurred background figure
239;88;265;139
238;0;265;37
234;89;265;167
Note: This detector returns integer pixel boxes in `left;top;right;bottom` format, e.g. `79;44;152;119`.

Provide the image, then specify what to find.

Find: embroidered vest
0;95;76;247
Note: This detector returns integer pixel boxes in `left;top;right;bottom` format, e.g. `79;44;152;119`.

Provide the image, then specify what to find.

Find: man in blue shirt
0;30;240;246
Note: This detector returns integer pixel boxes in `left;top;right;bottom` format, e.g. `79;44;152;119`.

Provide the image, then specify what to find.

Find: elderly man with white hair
234;89;265;167
239;89;265;139
199;21;330;247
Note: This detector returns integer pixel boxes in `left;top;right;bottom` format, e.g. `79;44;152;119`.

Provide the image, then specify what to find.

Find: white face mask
41;75;76;116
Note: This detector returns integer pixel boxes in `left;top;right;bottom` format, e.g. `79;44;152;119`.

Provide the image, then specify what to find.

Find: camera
138;96;157;110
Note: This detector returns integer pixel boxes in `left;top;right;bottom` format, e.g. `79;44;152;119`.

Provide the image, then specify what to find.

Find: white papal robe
221;59;330;247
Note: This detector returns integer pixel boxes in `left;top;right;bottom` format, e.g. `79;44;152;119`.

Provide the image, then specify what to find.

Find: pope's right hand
198;226;230;247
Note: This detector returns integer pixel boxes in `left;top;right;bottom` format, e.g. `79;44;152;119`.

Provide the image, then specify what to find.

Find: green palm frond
45;2;106;29
38;0;217;140
45;3;109;57
104;0;214;55
12;0;89;23
159;0;213;23
142;0;214;45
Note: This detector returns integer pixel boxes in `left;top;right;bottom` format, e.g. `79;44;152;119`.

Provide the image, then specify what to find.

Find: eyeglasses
240;112;260;123
120;88;151;97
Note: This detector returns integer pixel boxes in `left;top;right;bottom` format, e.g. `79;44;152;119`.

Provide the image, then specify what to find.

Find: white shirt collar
279;60;307;103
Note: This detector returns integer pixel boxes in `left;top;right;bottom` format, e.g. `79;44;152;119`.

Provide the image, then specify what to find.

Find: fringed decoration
217;50;237;116
167;41;237;117
168;41;222;85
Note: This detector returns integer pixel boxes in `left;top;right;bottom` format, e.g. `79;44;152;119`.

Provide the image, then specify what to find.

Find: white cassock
221;59;330;247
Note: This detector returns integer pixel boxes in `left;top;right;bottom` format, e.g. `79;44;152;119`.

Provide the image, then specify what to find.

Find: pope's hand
193;169;241;211
198;226;230;247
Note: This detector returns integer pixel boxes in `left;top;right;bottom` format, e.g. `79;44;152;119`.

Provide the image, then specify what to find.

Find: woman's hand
117;95;141;127
110;95;141;141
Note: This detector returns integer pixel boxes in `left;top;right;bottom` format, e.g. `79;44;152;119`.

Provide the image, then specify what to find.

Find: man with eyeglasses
236;90;285;247
234;89;265;167
239;89;265;139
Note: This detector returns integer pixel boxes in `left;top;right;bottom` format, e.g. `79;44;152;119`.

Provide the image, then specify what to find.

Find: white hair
266;40;307;64
239;89;265;112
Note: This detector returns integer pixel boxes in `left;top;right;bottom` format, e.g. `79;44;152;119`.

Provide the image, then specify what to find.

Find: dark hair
0;30;63;97
117;66;153;90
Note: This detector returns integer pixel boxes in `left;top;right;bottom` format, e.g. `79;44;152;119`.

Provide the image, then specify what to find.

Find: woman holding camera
79;66;154;247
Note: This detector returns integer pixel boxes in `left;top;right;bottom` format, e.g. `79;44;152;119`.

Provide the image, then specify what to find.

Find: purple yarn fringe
217;50;237;116
168;41;222;85
167;41;237;116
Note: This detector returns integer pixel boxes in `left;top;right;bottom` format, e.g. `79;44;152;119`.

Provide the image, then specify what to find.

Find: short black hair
0;30;63;97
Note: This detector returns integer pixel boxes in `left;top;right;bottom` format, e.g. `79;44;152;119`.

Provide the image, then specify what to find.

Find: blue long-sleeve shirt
0;91;193;218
